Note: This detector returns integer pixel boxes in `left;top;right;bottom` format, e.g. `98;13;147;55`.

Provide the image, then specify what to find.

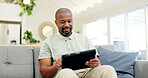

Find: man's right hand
40;58;62;78
54;57;62;70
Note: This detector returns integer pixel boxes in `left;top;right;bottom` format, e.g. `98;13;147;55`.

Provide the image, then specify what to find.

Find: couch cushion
0;47;8;78
97;46;138;78
0;47;7;64
8;65;33;78
8;46;33;78
117;72;133;78
8;46;33;64
0;65;7;78
0;46;34;78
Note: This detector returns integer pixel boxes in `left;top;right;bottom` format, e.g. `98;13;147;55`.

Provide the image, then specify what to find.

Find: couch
0;45;148;78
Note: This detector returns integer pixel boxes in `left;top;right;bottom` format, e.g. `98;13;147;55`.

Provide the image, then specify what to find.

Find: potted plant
23;30;40;44
15;0;36;16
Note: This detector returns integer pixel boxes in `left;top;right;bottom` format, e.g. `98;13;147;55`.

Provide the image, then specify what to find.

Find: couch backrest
0;45;115;78
32;45;115;78
95;45;115;51
33;45;148;78
0;46;34;78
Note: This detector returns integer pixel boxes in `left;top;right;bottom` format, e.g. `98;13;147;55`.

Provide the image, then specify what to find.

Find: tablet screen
62;49;96;70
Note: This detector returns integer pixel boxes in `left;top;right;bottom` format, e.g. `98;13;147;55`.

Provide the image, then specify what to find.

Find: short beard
61;27;72;37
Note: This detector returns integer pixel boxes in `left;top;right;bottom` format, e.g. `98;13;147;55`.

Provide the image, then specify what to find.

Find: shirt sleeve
38;40;52;59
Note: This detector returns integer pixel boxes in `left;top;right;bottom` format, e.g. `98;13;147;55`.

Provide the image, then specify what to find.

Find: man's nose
64;22;69;27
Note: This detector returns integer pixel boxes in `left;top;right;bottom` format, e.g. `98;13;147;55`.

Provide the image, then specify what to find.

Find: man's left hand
85;55;101;68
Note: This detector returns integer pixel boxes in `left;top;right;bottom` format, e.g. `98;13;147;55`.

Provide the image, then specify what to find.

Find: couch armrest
32;47;42;78
134;60;148;78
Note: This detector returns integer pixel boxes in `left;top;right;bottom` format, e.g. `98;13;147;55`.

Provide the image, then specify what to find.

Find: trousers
54;65;117;78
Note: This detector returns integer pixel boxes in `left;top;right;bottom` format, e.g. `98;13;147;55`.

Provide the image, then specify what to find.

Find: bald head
55;8;72;20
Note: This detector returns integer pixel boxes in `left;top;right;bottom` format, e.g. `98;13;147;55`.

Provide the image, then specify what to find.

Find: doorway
0;21;21;44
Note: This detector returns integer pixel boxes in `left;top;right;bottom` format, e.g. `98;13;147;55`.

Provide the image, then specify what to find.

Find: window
109;9;147;60
84;7;148;60
110;14;125;51
96;18;108;45
85;18;108;45
127;9;146;60
85;22;97;45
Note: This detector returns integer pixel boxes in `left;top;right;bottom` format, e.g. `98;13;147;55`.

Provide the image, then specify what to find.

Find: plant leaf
15;0;36;16
19;12;23;16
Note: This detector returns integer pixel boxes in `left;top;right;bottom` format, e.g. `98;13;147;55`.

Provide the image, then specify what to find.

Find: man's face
55;12;73;37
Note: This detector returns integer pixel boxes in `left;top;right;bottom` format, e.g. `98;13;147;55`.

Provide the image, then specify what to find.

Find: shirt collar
57;32;74;40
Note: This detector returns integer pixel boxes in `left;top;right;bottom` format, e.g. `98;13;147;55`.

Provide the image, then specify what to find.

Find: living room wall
0;2;82;45
22;0;82;44
1;0;147;45
21;0;58;44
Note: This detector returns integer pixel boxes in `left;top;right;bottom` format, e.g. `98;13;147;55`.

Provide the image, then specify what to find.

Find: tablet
62;49;96;70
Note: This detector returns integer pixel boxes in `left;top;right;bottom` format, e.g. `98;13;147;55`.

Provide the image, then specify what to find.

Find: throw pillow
97;46;138;77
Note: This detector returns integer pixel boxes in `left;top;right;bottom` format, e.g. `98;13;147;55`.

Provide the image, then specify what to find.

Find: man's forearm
41;65;59;78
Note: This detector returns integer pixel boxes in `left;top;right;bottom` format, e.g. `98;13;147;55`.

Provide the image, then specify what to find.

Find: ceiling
47;0;129;18
0;0;130;18
49;0;104;14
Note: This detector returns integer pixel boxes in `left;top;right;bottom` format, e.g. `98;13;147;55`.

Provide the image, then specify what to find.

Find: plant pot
25;40;30;44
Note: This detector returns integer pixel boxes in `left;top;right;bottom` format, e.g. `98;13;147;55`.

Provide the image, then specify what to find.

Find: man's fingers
90;57;99;62
86;62;99;66
55;57;62;69
56;61;62;65
85;62;98;68
85;60;100;68
54;64;61;70
56;58;62;65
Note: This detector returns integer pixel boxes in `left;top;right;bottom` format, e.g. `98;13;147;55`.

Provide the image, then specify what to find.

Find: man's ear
55;20;58;27
55;20;56;24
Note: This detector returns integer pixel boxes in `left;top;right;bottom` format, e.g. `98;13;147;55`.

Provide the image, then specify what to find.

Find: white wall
0;3;21;21
22;0;83;44
0;1;83;45
22;0;58;44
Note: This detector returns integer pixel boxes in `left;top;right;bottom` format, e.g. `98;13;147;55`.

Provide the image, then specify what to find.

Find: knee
59;68;75;74
102;65;115;70
56;68;78;78
94;65;116;73
101;65;117;76
94;65;117;78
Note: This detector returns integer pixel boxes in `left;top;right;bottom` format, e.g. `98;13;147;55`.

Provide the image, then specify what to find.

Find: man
38;8;117;78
